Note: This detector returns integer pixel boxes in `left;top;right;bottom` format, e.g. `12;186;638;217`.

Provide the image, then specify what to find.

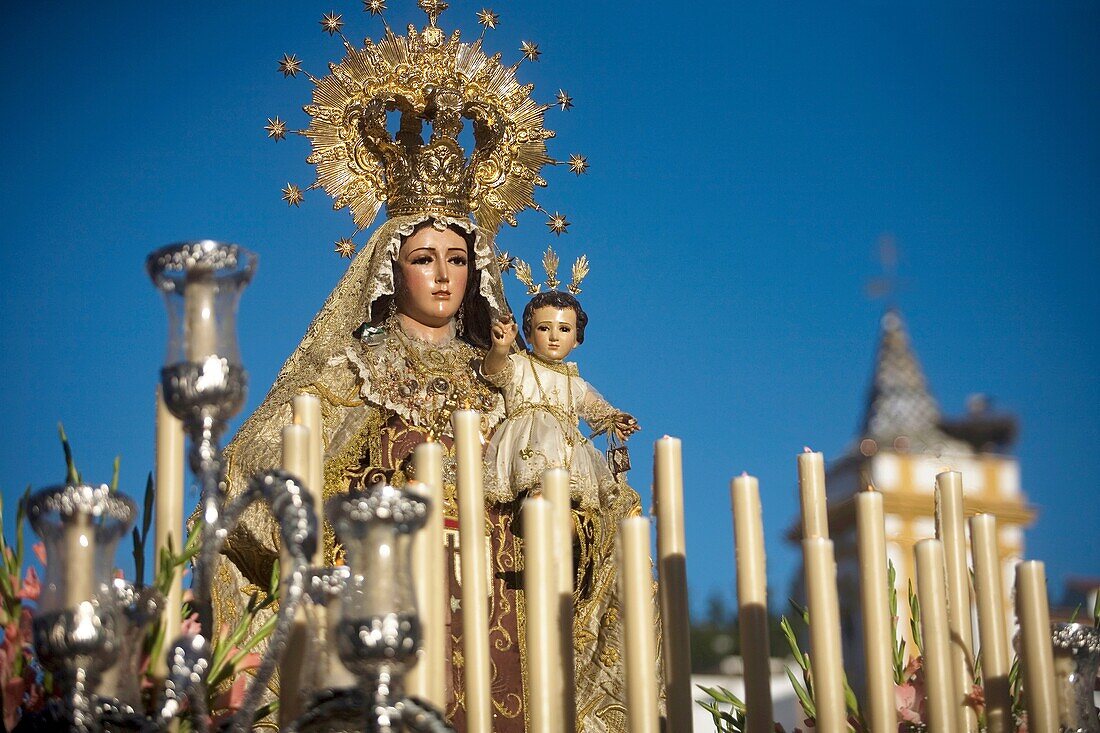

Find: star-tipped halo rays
520;41;541;62
334;238;357;258
476;8;499;30
278;53;303;77
556;90;574;111
567;154;589;175
363;0;387;16
282;183;305;207
545;212;570;235
321;12;344;35
265;117;288;142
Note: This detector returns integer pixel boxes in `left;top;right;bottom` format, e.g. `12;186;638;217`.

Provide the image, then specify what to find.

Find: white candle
653;436;692;733
279;423;311;726
183;273;218;362
934;471;977;733
730;473;774;733
855;489;897;733
408;440;445;707
292;393;325;566
523;497;563;733
797;450;829;539
970;514;1012;733
1015;561;1058;733
620;516;660;733
452;410;492;733
915;539;958;733
153;387;184;679
540;468;576;731
802;536;847;733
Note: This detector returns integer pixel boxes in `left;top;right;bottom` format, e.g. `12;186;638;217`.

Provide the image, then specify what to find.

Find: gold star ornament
265;117;288;141
546;212;570;235
567;153;589;175
321;12;344;35
495;250;515;273
278;53;303;78
282;183;305;207
334;238;357;258
556;89;574;111
520;41;541;62
363;0;387;14
476;8;499;29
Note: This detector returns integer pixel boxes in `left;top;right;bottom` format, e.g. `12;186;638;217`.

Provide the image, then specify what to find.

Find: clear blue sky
1;2;1097;613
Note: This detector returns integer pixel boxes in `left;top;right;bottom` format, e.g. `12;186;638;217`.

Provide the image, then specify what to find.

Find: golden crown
267;1;589;257
501;245;589;295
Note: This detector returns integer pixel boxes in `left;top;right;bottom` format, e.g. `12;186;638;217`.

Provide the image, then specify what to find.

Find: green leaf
58;423;81;485
109;455;121;493
786;666;816;720
132;527;144;586
907;578;923;656
15;487;29;571
142;472;154;538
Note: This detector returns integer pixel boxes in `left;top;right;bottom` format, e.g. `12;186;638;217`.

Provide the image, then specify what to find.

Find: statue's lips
431;290;452;299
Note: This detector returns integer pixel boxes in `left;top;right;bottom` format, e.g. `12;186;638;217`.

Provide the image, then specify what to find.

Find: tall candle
183;272;217;362
855;488;897;733
541;468;577;732
153;387;185;679
653;436;692;732
935;471;977;733
797;450;829;539
730;474;774;733
452;410;492;733
279;423;311;726
523;497;563;733
1015;561;1058;733
292;393;324;565
409;440;446;707
915;539;958;733
802;536;847;733
408;476;446;708
621;516;660;733
970;514;1012;733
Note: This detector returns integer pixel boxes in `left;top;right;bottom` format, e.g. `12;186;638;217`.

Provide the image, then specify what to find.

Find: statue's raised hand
490;317;518;353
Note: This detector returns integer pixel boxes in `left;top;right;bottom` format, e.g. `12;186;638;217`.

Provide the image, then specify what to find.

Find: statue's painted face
395;225;470;327
528;305;579;362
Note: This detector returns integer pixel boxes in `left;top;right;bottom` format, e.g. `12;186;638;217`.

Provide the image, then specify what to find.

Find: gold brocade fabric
208;217;661;732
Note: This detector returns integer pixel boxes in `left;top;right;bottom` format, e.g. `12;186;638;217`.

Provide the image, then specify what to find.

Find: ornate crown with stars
266;0;588;258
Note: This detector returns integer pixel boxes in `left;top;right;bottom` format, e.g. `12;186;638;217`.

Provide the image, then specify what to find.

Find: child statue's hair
521;290;589;344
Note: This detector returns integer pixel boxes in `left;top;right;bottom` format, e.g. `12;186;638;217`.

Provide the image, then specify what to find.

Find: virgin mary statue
209;6;649;731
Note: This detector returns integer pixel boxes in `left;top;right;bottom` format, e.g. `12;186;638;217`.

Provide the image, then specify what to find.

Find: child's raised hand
490;317;518;352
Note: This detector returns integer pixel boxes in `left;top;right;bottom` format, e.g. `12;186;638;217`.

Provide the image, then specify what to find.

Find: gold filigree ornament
511;245;589;295
268;2;590;256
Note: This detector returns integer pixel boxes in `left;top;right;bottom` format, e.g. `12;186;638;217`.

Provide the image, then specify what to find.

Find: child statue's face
528;305;579;362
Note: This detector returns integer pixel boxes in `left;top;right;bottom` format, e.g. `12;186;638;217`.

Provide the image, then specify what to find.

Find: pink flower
4;677;25;731
17;567;40;602
896;682;923;724
31;543;46;565
211;651;261;724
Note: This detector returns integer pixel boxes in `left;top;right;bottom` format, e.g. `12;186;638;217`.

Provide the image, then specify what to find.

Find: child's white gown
483;351;620;509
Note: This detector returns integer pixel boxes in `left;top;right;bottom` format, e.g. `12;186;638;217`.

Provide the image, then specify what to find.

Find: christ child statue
481;288;639;509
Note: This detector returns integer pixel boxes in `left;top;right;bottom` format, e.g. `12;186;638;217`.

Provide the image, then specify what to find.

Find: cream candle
540;468;576;731
523;496;563;733
153;387;185;679
802;536;847;733
855;488;897;733
183;273;217;362
730;473;774;733
934;471;977;733
1016;561;1058;733
969;514;1012;733
915;539;958;733
797;450;828;539
621;516;660;733
410;440;445;707
279;423;311;726
452;410;492;733
292;393;324;565
654;436;692;733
